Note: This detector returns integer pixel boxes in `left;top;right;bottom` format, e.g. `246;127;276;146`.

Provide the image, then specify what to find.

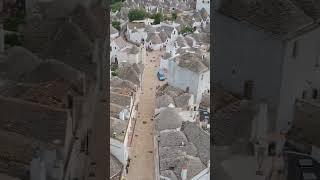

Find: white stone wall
165;43;177;56
196;0;210;15
196;70;210;104
146;41;163;50
117;50;140;64
110;40;121;60
168;61;200;102
110;138;128;164
128;30;148;44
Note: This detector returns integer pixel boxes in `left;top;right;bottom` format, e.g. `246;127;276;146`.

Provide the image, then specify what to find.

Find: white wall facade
146;41;163;50
110;138;128;164
160;58;169;73
128;29;148;44
166;41;177;56
196;0;210;15
168;61;200;103
110;40;122;61
277;26;320;132
196;70;210;104
117;50;140;64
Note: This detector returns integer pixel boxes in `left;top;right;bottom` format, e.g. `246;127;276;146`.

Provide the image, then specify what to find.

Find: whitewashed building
110;91;136;165
110;36;129;64
127;22;148;44
196;0;210;15
168;53;210;105
110;24;119;40
116;45;141;64
145;32;163;50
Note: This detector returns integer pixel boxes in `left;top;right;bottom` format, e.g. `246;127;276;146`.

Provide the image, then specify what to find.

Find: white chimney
181;165;187;180
0;24;3;53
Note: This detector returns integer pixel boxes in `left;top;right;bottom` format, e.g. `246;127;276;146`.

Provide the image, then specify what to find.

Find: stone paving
126;50;164;180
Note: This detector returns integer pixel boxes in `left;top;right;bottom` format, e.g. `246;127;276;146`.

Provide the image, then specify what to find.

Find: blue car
157;70;165;81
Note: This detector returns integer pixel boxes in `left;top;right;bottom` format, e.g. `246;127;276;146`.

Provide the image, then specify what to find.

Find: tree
171;12;177;20
128;9;146;22
112;21;121;30
180;25;194;35
151;13;164;25
111;2;122;13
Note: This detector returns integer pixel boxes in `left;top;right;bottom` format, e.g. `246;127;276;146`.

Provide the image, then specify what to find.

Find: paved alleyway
127;50;163;180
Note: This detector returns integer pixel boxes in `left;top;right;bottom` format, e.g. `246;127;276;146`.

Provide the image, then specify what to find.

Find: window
292;40;298;58
202;0;204;3
201;74;204;80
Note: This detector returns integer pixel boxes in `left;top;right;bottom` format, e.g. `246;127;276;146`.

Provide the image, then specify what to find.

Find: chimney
0;24;3;53
181;164;188;180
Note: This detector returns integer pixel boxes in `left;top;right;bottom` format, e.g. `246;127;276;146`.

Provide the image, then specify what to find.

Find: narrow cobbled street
126;50;163;180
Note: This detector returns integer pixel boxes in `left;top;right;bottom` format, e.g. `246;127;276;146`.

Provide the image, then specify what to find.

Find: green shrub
111;71;118;76
111;2;123;13
172;12;177;20
150;13;164;25
112;21;121;30
180;25;195;35
128;9;146;22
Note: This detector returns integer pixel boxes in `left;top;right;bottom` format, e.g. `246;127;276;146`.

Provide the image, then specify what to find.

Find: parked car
157;70;165;81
